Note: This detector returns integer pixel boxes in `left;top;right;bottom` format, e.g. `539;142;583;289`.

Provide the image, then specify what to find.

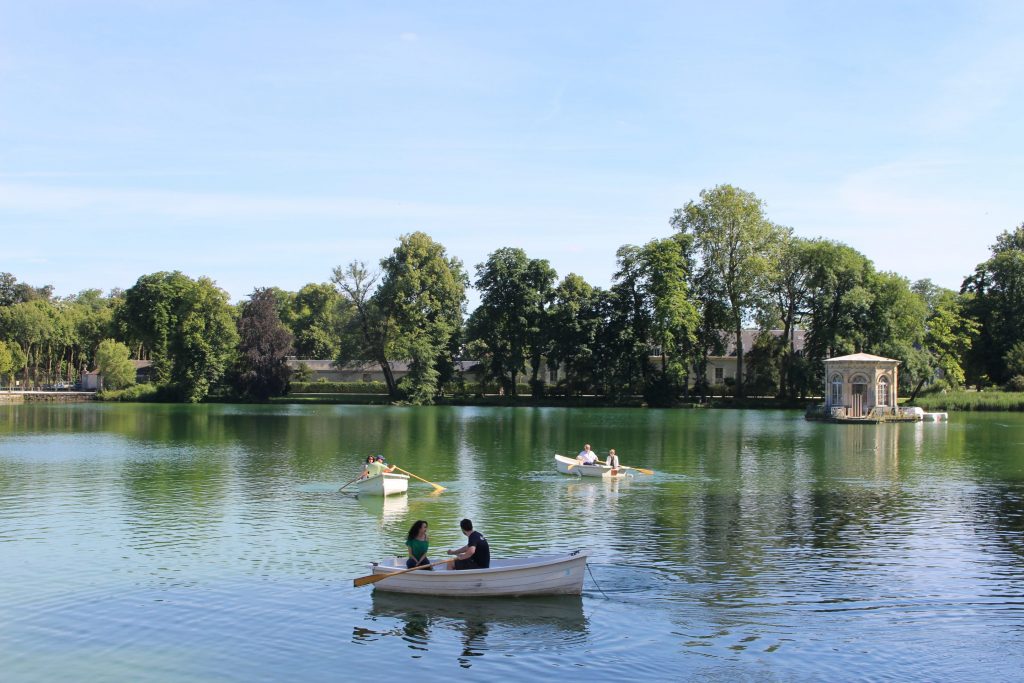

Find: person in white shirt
606;448;620;471
576;444;598;465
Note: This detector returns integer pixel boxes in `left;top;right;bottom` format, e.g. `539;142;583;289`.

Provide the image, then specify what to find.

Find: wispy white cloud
924;37;1024;133
836;160;988;222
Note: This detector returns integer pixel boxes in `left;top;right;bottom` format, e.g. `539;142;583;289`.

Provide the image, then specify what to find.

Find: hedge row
290;381;389;394
289;381;542;396
97;384;162;402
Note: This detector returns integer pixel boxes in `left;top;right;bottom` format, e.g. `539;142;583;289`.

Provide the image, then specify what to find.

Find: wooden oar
391;466;446;493
337;473;364;492
353;558;450;587
597;460;654;475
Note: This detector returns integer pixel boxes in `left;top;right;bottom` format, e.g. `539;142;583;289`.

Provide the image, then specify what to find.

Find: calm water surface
1;403;1023;681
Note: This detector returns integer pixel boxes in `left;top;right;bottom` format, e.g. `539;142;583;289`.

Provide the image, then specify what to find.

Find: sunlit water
1;403;1022;681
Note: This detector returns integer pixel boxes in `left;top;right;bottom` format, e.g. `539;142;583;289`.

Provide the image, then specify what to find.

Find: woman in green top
405;520;431;569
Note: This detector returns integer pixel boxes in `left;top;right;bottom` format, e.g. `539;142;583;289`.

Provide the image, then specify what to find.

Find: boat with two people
354;551;588;597
554;453;629;479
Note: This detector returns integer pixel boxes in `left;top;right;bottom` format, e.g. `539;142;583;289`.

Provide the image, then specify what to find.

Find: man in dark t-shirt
446;518;490;570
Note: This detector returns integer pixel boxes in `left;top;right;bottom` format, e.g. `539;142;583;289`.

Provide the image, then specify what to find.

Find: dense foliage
333;232;467;402
0;198;1020;404
233;288;294;400
94;339;136;390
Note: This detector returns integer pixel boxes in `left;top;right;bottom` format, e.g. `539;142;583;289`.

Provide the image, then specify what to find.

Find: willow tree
95;339;136;390
672;185;784;397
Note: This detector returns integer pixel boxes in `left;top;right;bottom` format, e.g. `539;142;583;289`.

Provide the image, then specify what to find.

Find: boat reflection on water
355;492;408;524
353;592;587;667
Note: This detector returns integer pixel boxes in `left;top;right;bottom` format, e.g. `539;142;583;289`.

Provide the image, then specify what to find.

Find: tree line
1;184;1020;405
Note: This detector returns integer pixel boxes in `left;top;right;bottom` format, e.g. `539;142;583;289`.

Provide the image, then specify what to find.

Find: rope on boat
585;562;610;599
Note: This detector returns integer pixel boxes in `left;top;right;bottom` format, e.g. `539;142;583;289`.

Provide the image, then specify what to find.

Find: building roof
824;353;900;363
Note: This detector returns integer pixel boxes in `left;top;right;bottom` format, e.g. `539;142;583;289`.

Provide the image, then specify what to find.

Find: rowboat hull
355;472;409;497
368;552;587;596
554;453;627;478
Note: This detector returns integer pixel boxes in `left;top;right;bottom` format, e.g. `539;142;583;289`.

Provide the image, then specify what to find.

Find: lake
1;403;1022;681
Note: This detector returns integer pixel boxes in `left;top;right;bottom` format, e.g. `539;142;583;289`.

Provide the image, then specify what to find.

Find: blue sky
1;1;1022;307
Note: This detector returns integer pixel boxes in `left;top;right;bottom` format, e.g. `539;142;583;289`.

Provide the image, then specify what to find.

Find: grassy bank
909;390;1024;412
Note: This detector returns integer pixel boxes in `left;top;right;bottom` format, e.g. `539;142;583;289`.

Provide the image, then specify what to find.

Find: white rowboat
554;453;629;478
368;552;587;596
355;472;409;497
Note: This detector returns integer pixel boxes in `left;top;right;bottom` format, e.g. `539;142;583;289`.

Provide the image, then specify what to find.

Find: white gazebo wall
823;360;899;417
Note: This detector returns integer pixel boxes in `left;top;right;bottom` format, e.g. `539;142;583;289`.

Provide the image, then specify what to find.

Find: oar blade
353;572;385;588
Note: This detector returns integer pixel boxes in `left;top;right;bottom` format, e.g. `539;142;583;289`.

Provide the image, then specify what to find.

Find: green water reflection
1;403;1023;681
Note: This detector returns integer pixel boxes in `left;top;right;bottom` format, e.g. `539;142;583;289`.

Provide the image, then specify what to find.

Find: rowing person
446;518;490;570
576;444;599;466
363;455;394;479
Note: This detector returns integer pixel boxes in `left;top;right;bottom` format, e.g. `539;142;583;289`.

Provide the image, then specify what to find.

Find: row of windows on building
830;374;891;406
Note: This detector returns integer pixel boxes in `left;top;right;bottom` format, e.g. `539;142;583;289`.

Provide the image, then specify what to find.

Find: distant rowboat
367;552;587;596
554;453;628;478
355;472;409;497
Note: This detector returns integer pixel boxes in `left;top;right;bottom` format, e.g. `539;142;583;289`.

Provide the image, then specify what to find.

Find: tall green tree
862;270;929;393
604;237;700;403
799;240;875;393
119;272;238;402
95;339;136;390
906;280;978;400
672;185;785;397
333;261;394;392
636;236;700;397
760;234;815;399
234;288;294;400
68;289;120;378
289;283;346;359
378;232;467;403
546;274;602;396
334;232;467;403
0;340;16;387
962;224;1024;385
0;299;53;388
467;247;556;396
